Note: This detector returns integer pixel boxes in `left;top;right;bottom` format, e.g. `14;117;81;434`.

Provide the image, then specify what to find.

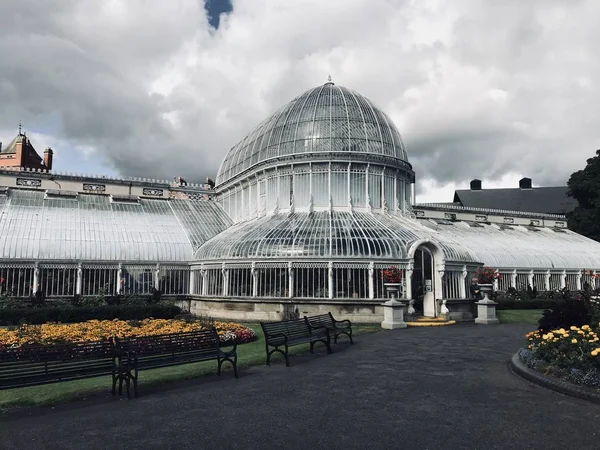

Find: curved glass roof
397;217;600;270
0;190;231;262
194;211;473;262
195;211;600;270
216;82;409;185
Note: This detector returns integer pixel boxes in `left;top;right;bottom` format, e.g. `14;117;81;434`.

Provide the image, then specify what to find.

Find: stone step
414;316;448;322
406;318;457;327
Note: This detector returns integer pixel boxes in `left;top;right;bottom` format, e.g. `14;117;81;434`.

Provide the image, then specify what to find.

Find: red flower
381;266;403;283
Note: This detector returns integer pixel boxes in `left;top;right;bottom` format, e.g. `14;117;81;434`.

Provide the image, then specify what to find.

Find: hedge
0;304;182;325
495;299;561;310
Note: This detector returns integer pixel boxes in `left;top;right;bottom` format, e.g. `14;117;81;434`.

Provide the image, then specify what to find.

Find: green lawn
0;323;380;411
497;309;544;325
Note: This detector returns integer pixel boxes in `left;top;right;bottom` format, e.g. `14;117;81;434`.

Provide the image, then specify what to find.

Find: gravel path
1;323;599;450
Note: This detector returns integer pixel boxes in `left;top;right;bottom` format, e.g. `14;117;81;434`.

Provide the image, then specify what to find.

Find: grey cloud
0;0;599;192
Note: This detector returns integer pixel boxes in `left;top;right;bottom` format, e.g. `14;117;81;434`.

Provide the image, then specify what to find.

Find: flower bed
519;325;600;388
0;319;257;350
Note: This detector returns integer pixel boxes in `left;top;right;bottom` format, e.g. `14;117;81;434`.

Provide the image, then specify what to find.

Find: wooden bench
306;313;353;344
261;317;332;367
0;339;125;394
114;328;238;398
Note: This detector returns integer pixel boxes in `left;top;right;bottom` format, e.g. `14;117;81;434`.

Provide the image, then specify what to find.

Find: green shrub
0;304;182;325
496;299;560;310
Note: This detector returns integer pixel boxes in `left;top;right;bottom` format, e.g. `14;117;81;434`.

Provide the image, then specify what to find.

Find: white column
393;172;398;213
576;270;582;290
511;269;517;289
251;262;257;297
544;270;550;292
594;271;598;290
527;270;534;290
154;263;161;290
288;261;294;299
222;263;229;297
328;261;334;299
405;263;413;300
33;262;40;295
189;269;195;295
560;270;566;289
459;265;467;299
347;162;352;211
76;262;83;296
116;263;123;294
201;267;208;296
368;262;374;300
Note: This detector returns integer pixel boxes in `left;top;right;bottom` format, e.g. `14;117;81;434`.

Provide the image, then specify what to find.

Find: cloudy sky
1;0;598;202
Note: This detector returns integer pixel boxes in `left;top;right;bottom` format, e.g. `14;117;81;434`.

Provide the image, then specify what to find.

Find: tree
567;149;600;242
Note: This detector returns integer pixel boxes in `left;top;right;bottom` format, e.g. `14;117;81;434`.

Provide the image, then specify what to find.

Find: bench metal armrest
220;338;238;356
334;319;352;327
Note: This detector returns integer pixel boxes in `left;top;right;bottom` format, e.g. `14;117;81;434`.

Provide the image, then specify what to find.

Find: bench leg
284;345;290;367
111;370;117;396
132;370;138;399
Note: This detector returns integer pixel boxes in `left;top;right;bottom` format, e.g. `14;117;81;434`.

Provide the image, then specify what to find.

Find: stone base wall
177;297;386;323
444;298;475;322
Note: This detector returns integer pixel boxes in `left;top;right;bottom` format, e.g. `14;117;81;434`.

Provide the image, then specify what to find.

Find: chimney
519;177;532;189
470;179;482;190
43;147;53;170
0;142;2;152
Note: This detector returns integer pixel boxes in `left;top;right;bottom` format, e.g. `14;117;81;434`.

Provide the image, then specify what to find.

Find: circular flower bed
0;319;257;349
519;325;600;388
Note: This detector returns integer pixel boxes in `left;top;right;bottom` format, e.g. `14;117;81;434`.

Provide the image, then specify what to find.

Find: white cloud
1;0;599;202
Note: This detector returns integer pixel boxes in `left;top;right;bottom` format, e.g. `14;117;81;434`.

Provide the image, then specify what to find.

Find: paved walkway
1;324;600;450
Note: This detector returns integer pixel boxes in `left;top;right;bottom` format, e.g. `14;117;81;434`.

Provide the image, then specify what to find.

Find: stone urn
477;283;494;300
384;282;402;299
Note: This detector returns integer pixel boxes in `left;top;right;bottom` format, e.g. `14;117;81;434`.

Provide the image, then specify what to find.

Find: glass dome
216;81;410;186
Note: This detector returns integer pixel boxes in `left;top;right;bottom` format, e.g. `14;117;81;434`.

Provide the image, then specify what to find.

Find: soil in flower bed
0;319;257;349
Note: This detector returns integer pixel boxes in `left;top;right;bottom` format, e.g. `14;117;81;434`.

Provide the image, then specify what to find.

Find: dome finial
18;120;22;135
327;74;332;83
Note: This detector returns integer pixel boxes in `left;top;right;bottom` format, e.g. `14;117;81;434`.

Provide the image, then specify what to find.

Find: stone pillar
544;270;550;292
368;262;375;300
251;262;257;297
288;262;294;299
576;270;582;290
594;271;598;290
459;265;467;299
154;263;161;290
560;270;566;289
116;263;123;294
474;291;500;325
189;269;195;295
328;261;334;300
76;262;83;296
511;270;517;289
222;263;229;297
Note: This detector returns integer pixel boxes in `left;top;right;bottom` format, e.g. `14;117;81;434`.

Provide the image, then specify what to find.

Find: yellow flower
570;326;579;331
571;339;578;344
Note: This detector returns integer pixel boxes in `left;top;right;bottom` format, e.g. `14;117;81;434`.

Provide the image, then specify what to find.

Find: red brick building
0;127;53;171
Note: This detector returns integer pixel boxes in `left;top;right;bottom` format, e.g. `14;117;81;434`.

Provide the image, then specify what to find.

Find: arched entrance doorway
411;245;436;317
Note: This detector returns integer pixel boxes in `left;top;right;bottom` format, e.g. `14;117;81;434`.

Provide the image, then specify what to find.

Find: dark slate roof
452;186;578;215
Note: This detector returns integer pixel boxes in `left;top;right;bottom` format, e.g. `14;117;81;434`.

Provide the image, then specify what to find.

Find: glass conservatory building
2;79;600;322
